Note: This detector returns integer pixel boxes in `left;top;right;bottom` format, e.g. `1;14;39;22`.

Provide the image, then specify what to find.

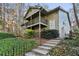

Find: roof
24;6;47;19
47;6;68;15
24;6;69;19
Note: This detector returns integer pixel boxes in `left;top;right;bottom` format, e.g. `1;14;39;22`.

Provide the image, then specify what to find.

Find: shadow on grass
0;32;16;39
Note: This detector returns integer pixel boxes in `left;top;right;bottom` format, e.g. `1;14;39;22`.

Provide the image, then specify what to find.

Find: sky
45;3;73;11
27;3;73;12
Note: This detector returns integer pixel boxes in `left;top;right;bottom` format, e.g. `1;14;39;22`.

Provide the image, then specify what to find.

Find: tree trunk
1;3;6;32
73;3;79;28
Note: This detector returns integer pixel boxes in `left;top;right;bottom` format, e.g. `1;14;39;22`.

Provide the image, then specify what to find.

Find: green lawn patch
0;32;38;56
0;32;16;39
0;38;38;56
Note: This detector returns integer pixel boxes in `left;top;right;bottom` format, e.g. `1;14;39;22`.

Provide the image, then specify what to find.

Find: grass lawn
0;32;16;39
0;32;38;56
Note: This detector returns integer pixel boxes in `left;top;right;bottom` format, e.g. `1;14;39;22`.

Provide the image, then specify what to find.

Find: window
63;22;65;25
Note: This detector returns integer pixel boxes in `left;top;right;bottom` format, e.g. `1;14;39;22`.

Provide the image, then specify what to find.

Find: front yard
0;28;79;56
0;32;38;56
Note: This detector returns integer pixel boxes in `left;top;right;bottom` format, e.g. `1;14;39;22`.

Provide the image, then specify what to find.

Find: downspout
67;12;72;30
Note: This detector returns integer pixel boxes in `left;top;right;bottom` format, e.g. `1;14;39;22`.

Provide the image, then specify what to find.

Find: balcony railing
26;18;48;27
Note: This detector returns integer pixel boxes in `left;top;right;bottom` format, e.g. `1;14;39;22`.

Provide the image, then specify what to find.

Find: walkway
25;39;61;56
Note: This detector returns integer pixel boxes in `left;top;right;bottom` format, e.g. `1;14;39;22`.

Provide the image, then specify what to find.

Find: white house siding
59;10;70;38
47;12;59;30
49;19;55;29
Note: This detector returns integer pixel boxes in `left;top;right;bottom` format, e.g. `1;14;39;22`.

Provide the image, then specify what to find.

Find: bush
49;28;79;56
24;29;36;38
41;29;59;39
64;37;69;40
63;28;79;47
68;28;79;40
63;39;79;47
0;38;38;56
49;43;78;56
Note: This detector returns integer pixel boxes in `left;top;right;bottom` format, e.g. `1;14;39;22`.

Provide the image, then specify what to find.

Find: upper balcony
23;6;48;29
25;18;48;28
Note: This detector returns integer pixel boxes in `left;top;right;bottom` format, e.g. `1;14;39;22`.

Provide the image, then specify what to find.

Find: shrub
41;29;59;39
63;28;79;47
68;28;79;40
64;37;69;40
0;38;38;56
63;39;79;47
49;43;78;56
24;29;36;38
49;28;79;56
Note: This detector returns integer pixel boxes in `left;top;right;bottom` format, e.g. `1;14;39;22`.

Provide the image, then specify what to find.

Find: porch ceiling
26;23;48;29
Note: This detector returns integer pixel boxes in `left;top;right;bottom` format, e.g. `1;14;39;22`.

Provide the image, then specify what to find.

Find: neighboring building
23;6;70;38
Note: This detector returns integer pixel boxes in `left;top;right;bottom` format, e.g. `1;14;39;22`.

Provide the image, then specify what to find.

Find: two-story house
23;6;71;38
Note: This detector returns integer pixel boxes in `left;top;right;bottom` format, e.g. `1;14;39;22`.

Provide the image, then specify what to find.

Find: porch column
30;16;32;29
39;8;41;45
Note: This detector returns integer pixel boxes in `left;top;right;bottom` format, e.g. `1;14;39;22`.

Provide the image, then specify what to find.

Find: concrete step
47;41;58;43
43;43;56;47
25;39;61;56
38;46;52;50
49;39;61;41
48;40;61;42
32;48;49;55
25;51;41;56
47;41;59;44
